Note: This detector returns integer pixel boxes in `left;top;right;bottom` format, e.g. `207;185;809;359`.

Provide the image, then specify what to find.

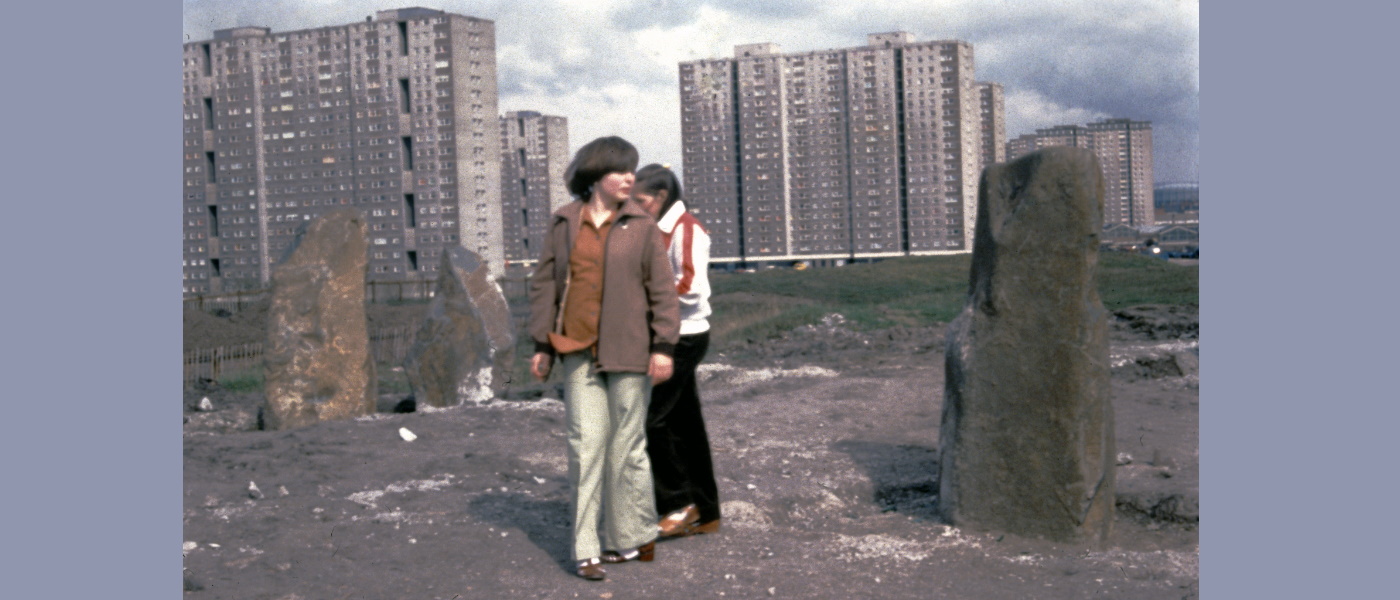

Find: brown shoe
600;542;655;564
575;557;606;581
685;518;720;536
658;505;701;538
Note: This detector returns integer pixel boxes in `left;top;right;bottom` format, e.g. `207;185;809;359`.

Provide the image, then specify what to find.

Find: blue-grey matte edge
1206;1;1399;598
5;1;180;596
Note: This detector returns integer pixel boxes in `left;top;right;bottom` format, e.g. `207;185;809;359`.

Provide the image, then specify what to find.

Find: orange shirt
550;207;614;355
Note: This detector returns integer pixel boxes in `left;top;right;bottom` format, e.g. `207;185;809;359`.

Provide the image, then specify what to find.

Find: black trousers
646;331;720;523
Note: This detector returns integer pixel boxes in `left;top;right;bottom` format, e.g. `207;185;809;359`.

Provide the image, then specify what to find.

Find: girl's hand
530;352;552;381
648;353;674;384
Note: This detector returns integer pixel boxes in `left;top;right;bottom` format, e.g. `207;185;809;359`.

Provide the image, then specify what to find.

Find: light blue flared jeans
561;352;659;561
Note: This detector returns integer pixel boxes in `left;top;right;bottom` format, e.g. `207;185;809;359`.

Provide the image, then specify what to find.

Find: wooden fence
184;325;419;389
366;280;434;303
183;343;264;387
184;289;269;314
369;325;417;365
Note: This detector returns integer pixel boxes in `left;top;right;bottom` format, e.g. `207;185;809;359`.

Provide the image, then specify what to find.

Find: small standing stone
262;209;377;430
248;481;264;500
404;247;516;407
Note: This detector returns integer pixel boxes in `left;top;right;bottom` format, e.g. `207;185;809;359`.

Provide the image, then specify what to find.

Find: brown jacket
528;200;679;372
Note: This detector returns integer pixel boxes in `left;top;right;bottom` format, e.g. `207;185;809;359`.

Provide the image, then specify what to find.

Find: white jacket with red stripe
656;201;712;335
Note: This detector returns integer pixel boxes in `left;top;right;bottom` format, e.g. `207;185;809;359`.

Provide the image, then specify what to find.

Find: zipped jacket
528;200;680;372
656;201;712;336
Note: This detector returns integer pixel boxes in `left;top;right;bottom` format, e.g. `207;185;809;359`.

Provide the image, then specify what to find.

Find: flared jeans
561;352;659;561
645;331;721;523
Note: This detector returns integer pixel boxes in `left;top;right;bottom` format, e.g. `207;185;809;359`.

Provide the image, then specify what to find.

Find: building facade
499;111;570;274
1005;118;1155;227
678;32;999;266
977;82;1006;171
181;7;502;296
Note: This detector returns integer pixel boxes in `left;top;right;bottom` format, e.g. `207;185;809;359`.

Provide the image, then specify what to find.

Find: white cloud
1003;89;1112;139
183;0;1198;181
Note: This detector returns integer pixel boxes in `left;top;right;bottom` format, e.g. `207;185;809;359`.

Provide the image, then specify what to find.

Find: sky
183;0;1199;185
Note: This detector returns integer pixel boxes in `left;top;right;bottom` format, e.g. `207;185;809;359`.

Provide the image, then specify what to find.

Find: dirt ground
183;304;1198;599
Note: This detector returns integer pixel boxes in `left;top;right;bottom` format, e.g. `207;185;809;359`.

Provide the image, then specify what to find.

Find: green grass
211;366;413;395
378;363;413;395
216;370;264;392
1096;252;1200;308
707;252;1196;352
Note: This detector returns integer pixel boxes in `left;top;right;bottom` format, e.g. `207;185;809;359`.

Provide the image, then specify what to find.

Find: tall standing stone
939;147;1116;543
262;209;376;430
404;247;516;407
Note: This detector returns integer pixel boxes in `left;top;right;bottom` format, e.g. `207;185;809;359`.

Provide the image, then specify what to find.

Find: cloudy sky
183;0;1199;184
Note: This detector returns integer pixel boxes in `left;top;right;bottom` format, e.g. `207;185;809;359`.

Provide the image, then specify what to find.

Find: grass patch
377;363;413;395
1096;252;1200;309
707;252;1197;352
217;370;264;392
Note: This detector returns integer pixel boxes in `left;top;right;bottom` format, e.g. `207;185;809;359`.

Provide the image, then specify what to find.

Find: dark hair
565;136;639;199
634;163;683;217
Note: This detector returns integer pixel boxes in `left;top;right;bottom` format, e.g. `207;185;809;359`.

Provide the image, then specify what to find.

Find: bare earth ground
183;304;1198;599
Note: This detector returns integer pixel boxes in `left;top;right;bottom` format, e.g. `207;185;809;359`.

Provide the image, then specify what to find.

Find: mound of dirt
1112;304;1199;340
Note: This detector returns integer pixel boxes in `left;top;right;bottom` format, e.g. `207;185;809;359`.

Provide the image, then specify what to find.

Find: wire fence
182;275;535;389
184;325;420;389
183;277;532;315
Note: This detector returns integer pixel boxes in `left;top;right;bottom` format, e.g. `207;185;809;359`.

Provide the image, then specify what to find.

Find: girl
527;137;679;581
631;163;721;539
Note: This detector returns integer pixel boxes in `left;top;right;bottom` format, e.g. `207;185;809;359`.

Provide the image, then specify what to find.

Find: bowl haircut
565;136;639;199
634;163;684;217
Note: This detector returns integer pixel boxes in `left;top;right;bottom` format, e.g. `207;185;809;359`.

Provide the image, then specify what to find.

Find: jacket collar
555;198;651;229
657;201;688;234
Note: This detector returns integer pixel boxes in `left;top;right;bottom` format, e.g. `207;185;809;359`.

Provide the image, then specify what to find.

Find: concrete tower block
939;147;1116;543
404;247;516;407
262;209;376;430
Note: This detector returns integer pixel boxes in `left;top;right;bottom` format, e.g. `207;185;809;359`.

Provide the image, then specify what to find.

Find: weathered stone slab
939;147;1116;544
403;247;516;407
262;209;376;430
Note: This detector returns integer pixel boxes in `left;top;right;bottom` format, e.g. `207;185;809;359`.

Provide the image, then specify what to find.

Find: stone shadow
831;440;944;523
465;491;573;574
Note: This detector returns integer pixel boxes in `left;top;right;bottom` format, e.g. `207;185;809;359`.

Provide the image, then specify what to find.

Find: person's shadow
466;490;573;574
831;440;944;523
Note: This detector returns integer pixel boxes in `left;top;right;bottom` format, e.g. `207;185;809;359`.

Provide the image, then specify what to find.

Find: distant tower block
181;9;504;297
677;33;1001;266
938;147;1115;544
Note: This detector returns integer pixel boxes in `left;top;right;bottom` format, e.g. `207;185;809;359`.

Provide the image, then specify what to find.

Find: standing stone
939;147;1116;544
403;247;516;407
262;209;376;430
